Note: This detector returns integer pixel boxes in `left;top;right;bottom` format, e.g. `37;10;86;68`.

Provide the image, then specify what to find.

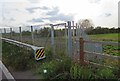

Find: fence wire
1;21;103;61
53;25;67;57
72;22;103;62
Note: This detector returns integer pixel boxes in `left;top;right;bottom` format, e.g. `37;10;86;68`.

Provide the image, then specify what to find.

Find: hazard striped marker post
34;47;45;60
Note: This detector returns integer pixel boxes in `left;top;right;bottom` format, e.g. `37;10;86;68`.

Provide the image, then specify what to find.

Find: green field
89;33;119;42
88;33;119;56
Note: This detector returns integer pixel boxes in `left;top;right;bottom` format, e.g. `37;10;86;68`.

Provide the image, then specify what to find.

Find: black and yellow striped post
35;48;45;60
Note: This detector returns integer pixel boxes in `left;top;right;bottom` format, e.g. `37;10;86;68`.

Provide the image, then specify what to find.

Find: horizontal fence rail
78;38;120;68
85;40;120;46
88;61;114;69
1;37;44;50
84;51;120;60
52;23;66;26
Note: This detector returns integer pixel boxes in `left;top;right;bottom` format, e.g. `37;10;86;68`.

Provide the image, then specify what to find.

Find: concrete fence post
4;28;6;38
65;23;68;56
4;28;6;34
51;24;55;56
31;26;34;44
67;21;72;57
72;21;75;37
10;28;12;38
19;27;22;42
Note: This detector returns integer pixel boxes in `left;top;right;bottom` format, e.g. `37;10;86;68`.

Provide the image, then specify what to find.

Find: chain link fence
1;21;103;60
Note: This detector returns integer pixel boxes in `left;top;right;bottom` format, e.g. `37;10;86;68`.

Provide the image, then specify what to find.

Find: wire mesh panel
21;26;32;44
72;21;102;62
1;28;5;38
33;26;51;49
53;24;68;57
4;28;10;38
11;27;20;41
72;23;80;61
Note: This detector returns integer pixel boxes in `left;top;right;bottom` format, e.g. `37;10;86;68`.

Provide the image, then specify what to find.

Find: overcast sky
0;0;119;28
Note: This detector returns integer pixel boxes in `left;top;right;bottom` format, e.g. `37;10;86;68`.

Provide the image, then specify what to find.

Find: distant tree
11;31;16;34
11;31;16;36
37;27;50;37
54;29;65;37
22;30;31;35
77;19;94;30
34;29;38;35
85;26;94;34
87;27;118;35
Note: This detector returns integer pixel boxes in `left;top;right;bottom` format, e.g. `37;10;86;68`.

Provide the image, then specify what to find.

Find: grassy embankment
2;33;120;79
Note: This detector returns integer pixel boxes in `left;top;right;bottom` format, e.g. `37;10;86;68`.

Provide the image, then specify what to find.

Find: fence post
10;28;12;39
68;21;72;57
79;38;85;65
72;21;75;37
4;28;6;38
65;23;68;56
31;26;34;44
19;27;22;42
51;24;55;56
4;28;6;34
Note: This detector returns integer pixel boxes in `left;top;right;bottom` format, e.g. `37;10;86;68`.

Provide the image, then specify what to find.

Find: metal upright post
65;23;68;55
72;21;75;41
75;23;80;54
79;38;84;63
10;28;12;39
19;27;22;42
79;38;88;65
4;28;6;38
72;21;75;54
31;26;34;44
76;23;79;39
4;28;6;34
67;21;72;57
72;21;75;37
51;24;55;55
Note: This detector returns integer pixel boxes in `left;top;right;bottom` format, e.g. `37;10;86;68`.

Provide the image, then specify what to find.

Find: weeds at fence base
2;41;120;80
2;41;35;71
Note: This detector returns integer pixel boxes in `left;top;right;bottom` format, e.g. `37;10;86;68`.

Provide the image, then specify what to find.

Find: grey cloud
99;12;112;17
45;13;74;22
27;6;74;23
46;7;59;15
28;0;40;3
104;13;112;17
26;9;34;13
10;18;15;21
45;7;74;22
26;7;40;13
26;6;50;13
88;0;101;3
28;18;43;23
41;6;50;10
